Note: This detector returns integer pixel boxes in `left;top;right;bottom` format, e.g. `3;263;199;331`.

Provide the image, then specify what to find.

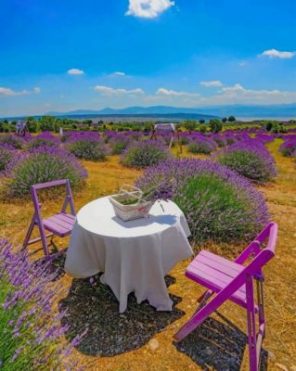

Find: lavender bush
0;239;84;370
9;146;87;197
0;146;14;176
214;141;277;183
255;132;274;144
68;140;107;161
187;135;217;154
179;133;190;145
0;135;24;149
65;131;107;161
137;158;269;244
64;131;101;143
109;133;131;155
279;136;296;157
222;131;241;145
27;131;60;149
0;146;27;178
121;140;169;168
211;134;227;147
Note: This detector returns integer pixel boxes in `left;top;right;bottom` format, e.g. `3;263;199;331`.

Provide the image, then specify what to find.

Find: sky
0;0;296;116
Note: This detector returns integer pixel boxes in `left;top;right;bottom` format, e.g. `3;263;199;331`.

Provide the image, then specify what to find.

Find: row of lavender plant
0;127;285;191
279;134;296;157
136;158;269;244
0;239;85;370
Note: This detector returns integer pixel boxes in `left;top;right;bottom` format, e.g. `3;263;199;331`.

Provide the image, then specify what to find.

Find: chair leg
174;283;239;342
36;222;50;256
196;290;214;310
22;216;36;251
256;279;266;337
246;277;258;371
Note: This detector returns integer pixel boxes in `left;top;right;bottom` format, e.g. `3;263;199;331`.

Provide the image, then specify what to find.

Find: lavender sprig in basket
109;185;155;221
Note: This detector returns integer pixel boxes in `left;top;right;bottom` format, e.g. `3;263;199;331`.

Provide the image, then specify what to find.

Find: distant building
16;120;27;136
154;122;176;132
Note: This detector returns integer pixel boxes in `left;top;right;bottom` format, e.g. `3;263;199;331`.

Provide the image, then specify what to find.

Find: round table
65;197;192;312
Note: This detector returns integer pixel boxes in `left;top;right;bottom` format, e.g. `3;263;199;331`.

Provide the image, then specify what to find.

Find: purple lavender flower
279;135;296;157
187;134;217;154
121;139;170;168
213;140;277;183
0;239;83;369
0;134;25;149
9;145;87;197
0;146;28;177
109;133;132;155
136;158;269;243
27;131;60;149
64;130;101;143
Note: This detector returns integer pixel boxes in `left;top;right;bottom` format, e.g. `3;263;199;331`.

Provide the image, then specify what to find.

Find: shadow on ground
175;311;268;371
31;249;67;281
59;274;184;356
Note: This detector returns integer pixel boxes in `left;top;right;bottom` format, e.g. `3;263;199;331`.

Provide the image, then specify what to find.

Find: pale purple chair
174;222;278;371
22;179;76;255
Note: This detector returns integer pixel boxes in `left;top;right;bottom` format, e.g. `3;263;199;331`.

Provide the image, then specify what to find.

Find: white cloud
213;84;296;104
33;87;41;94
94;85;144;96
93;84;296;106
220;83;245;94
126;0;174;19
67;68;85;75
156;88;199;98
111;71;126;77
260;49;296;59
154;84;296;105
0;87;32;96
200;80;223;88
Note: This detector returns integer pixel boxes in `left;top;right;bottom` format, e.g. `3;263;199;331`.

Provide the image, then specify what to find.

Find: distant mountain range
47;104;296;119
49;106;214;116
47;106;218;120
2;103;296;121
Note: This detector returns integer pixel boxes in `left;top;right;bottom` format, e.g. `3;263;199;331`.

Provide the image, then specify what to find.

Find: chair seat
186;250;253;310
42;213;76;237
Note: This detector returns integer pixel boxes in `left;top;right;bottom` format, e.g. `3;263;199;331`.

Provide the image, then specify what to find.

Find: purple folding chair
174;222;278;371
22;179;76;255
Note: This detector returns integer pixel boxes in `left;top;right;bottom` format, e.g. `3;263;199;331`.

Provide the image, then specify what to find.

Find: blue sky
0;0;296;116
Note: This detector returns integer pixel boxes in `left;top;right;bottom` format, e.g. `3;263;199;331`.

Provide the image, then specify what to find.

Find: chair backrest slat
32;179;68;191
266;223;278;253
30;179;75;217
235;222;277;265
195;223;278;315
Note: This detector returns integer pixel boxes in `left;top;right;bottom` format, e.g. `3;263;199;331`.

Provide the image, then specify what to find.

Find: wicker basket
109;185;154;221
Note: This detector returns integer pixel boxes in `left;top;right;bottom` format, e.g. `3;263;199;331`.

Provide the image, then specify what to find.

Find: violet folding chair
22;179;76;256
174;222;278;371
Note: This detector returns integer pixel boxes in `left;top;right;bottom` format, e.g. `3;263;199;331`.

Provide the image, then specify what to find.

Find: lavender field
0;118;295;369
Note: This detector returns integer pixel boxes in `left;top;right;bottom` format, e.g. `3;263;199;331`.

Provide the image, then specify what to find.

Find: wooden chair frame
22;179;76;255
174;222;278;371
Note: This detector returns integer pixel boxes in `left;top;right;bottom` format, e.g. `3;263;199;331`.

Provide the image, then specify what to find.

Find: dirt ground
0;139;295;370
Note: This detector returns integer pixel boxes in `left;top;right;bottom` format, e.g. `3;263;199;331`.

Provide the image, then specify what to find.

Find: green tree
209;119;223;133
222;117;228;123
183;120;197;132
271;123;287;134
83;119;92;127
265;121;273;132
198;124;207;134
39;116;57;131
199;119;205;124
228;115;236;122
26;117;39;133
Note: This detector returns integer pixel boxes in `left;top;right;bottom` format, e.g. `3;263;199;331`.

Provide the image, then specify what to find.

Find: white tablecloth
65;197;193;312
